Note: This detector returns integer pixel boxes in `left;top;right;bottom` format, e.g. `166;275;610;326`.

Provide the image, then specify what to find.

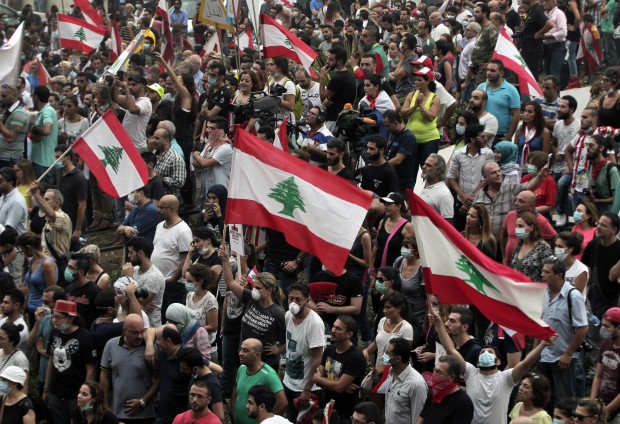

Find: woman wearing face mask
509;373;552;423
389;33;418;104
184;264;218;362
509;212;553;282
555;231;588;295
521;151;557;217
571;201;598;258
371;267;402;322
182;228;223;299
571;399;608;424
220;246;286;371
165;303;212;360
451;110;479;151
493;140;522;185
552;397;578;424
387;41;401;75
393;235;425;326
0;366;34;423
514;102;551;167
0;323;29;394
73;380;118;424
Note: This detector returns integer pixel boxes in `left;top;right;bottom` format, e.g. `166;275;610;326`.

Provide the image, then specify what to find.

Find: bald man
189;54;204;93
233;338;287;424
151;195;192;320
429;12;450;41
500;190;557;264
100;313;159;421
488;1;500;12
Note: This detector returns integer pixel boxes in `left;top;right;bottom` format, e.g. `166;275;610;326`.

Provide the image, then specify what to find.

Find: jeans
220;333;240;397
603;32;618;67
567;40;579;76
263;256;298;295
544;42;567;81
48;392;78;424
538;358;578;405
571;190;586;212
412;139;440;189
522;49;543;80
552;171;573;215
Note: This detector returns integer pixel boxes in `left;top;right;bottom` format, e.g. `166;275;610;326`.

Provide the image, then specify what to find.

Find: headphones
314;105;326;124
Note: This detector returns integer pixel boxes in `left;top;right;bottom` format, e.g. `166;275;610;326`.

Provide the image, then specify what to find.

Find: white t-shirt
133;264;166;327
262;416;293;424
122;96;152;151
463;362;515;424
299;82;321;113
200;142;233;192
552;119;580;173
565;260;589;297
479;112;499;144
419;181;454;219
186;290;219;347
375;318;414;367
435;83;457;135
151;221;192;280
283;309;326;392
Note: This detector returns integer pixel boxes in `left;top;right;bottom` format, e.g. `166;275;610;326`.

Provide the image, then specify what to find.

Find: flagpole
36;143;74;183
215;25;225;61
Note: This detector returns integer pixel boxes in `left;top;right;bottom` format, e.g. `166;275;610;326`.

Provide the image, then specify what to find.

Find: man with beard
533;75;561;130
584;134;619;214
318;24;334;53
551;95;580;226
0;167;27;235
0;84;28;169
172;380;220;424
246;385;291;424
384;110;416;195
295;68;321;114
468;90;499;146
320;138;355;181
299;106;333;166
360;26;389;79
469;3;499;85
113;72;152;152
124;236;166;327
519;0;553;80
565;108;598;209
356;135;400;197
319;46;356;132
419;154;453;222
499;0;521;31
477;60;520;142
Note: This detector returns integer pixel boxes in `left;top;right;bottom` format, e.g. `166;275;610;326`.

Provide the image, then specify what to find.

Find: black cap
379;192;405;205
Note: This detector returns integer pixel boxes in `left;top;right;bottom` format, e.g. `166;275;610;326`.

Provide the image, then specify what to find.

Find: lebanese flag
491;27;543;97
227;129;373;273
58;14;107;54
261;14;319;78
201;32;221;56
229;27;254;50
273;116;289;152
438;0;453;15
577;24;603;70
37;59;51;90
73;0;104;26
72;110;149;198
408;191;556;340
156;0;174;63
109;20;122;63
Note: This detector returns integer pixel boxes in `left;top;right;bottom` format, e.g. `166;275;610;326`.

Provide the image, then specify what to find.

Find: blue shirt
170;8;189;34
533;96;560;121
310;0;324;12
477;80;520;136
121;200;161;244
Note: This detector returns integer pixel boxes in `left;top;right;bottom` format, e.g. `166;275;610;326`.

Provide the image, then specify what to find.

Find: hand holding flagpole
35;144;74;183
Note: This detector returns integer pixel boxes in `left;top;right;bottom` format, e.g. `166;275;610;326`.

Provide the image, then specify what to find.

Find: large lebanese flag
155;0;174;63
261;13;319;78
408;191;555;340
229;27;254;50
227;129;373;273
72;110;149;198
577;24;603;70
491;27;543;97
109;20;122;63
58;14;107;53
201;31;221;56
73;0;104;26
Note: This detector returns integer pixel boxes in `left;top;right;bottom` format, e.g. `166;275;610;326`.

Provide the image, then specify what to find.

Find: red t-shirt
173;410;221;424
597;339;620;404
520;174;557;208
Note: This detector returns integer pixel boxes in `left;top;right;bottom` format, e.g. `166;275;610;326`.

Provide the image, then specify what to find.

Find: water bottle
589;313;600;327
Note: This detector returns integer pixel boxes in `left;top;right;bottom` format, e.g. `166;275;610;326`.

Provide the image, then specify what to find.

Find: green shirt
235;364;284;424
587;162;620;214
602;0;617;33
31;103;58;167
368;43;390;79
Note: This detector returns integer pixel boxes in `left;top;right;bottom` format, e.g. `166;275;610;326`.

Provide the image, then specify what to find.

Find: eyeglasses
572;412;594;421
51;314;67;321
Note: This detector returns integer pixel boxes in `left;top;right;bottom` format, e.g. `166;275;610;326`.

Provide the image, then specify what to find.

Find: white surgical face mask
251;288;260;301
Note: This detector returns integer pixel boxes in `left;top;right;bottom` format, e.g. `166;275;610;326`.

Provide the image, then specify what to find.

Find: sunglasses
572;412;594;421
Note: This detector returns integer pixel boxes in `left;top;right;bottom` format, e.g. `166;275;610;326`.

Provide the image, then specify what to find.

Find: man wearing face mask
125;237;166;328
591;307;620;422
431;307;552;424
276;282;326;421
65;252;101;328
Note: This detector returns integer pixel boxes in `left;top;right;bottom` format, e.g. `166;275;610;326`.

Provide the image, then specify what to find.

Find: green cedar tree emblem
99;145;124;174
267;176;306;218
455;255;499;295
74;27;87;43
513;54;527;68
283;38;294;50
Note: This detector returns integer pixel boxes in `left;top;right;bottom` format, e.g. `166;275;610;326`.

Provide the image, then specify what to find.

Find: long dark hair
173;72;198;122
81;381;107;423
523;101;546;136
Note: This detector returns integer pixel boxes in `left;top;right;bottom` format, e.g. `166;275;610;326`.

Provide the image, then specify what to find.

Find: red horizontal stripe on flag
226;198;350;272
58;14;107;35
423;268;555;339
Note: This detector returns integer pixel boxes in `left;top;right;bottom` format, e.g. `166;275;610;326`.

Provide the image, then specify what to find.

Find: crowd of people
0;0;618;423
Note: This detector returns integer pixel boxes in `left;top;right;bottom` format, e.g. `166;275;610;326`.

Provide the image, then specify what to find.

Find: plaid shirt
155;147;186;198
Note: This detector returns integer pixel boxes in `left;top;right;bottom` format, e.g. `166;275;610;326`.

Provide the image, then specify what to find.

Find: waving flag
156;0;174;63
577;24;603;70
72;110;149;198
408;191;555;340
109;20;122;63
261;13;319;78
107;30;145;76
273;116;289;152
0;23;24;85
229;27;254;50
202;31;221;56
491;27;543;97
73;0;104;26
227;129;373;273
58;14;107;53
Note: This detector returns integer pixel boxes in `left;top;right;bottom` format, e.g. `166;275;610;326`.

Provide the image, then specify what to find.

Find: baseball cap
379;192;406;205
0;366;26;386
413;67;434;81
147;83;164;99
411;55;433;69
54;299;77;316
604;307;620;324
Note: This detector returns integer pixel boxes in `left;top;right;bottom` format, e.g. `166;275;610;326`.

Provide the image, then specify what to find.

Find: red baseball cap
604;307;620;324
413;67;434;81
411;55;433;69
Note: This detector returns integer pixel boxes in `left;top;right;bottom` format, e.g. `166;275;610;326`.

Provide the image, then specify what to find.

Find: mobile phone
117;71;125;81
547;153;553;167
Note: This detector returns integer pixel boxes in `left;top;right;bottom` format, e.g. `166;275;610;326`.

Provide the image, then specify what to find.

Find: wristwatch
139;399;146;408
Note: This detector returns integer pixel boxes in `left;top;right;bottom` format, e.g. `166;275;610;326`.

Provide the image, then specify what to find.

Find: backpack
269;76;303;121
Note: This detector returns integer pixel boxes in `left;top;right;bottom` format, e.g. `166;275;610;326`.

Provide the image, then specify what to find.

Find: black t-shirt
419;389;474;424
56;167;88;231
386;128;416;191
321;343;366;417
47;327;97;398
505;9;520;32
311;270;363;326
29;206;46;234
356;162;399;197
520;3;548;52
265;228;300;261
90;320;124;363
581;238;620;315
146;174;165;201
325;70;356;121
208;85;231;121
65;281;101;328
72;409;119;424
173;107;195;142
457;338;482;366
318;164;355;181
158;348;192;423
0;396;34;423
190;372;223;411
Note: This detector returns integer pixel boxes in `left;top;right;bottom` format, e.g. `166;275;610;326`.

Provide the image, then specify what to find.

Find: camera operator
300;106;333;166
266;57;296;124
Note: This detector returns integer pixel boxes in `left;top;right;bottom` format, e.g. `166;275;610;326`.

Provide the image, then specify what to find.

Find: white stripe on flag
230;149;365;249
